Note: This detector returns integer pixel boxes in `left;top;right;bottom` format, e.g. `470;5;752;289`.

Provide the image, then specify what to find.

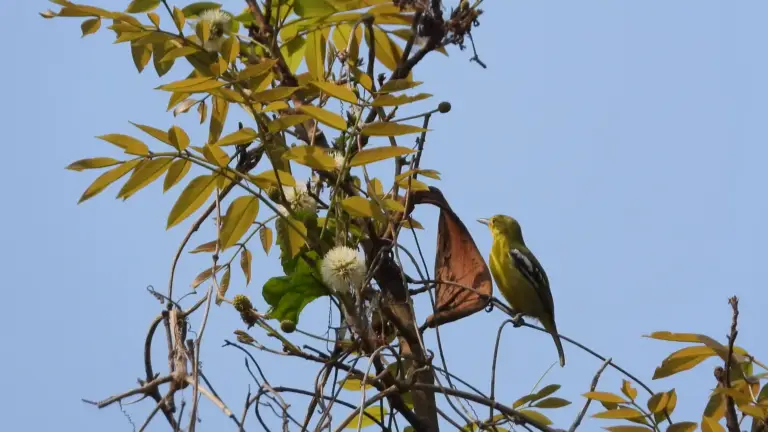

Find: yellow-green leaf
202;144;230;167
238;60;277;81
341;196;375;218
215;128;258;146
652;354;710;379
666;422;698;432
583;392;629;404
81;17;101;36
647;392;669;414
621;380;638;402
172;6;185;30
190;265;222;289
240;247;252;284
360;122;426;137
299;105;347;131
249;170;297;189
304;29;326;79
345;407;387;429
222;35;240;64
131;122;173;146
397;177;429;191
604;427;654;432
533;397;571;409
349;146;414;167
351;68;373;92
167;174;217;228
382;198;405;213
268;115;311;133
340;377;375;391
78;160;141;203
332;23;361;65
249;87;300;104
282;145;337;171
701;416;725;432
644;331;702;343
196;19;211;44
738;404;766;418
160;46;199;62
593;408;645;419
67;157;121;171
126;0;161;13
310;81;358;104
703;391;726;421
280;37;306;74
148;12;160;27
517;410;552;426
164;159;191;191
190;240;217;253
372;93;431;107
118;157;173;199
168;125;190;151
259;226;273;255
215;265;231;305
220;196;260;249
294;0;336;17
181;2;222;17
158;77;226;92
276;217;307;258
209;96;229;143
367;178;384;197
131;42;153;72
97;134;150;156
378;79;423;93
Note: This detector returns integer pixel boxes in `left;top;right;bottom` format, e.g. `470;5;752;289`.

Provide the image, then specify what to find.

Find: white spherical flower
282;183;317;214
199;9;231;27
321;246;366;293
329;150;346;171
273;204;289;217
197;9;231;52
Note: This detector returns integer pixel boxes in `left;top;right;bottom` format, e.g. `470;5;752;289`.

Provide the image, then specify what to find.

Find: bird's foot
511;313;526;327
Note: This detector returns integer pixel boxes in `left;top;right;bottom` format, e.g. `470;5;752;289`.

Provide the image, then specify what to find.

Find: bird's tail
544;320;566;367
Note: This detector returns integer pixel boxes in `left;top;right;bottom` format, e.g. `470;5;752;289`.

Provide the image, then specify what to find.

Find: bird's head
477;214;524;243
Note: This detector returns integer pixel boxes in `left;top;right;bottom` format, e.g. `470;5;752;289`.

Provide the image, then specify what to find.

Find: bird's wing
508;247;556;314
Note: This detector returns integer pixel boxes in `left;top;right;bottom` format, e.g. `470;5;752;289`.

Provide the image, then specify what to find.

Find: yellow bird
478;215;566;367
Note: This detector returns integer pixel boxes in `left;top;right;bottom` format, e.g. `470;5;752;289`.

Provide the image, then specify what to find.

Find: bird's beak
477;218;490;226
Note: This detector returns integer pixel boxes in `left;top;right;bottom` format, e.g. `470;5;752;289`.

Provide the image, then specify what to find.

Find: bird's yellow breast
489;243;545;317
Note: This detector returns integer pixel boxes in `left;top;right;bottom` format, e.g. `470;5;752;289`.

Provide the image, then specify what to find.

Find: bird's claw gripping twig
511;313;526;327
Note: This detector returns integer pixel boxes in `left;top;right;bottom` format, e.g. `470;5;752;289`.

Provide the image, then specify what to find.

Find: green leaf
80;17;101;36
78;160;141;203
164;159;191;191
168;125;190;151
214;128;258;146
97;134;150;156
360;122;426;137
219;196;260;250
181;2;222;17
67;157;121;171
167;174;217;228
240;248;252;285
282;145;338;171
349;146;414;167
126;0;161;13
262;272;326;324
341;196;376;218
298;105;347;131
118;157;173;199
533;397;571;409
310;81;358;104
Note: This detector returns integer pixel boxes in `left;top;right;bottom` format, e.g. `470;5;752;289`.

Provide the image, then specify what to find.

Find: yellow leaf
209;96;229;143
131;122;173;146
240;248;252;285
533;397;571;409
351;68;373;92
395;168;441;181
215;128;259;146
130;42;152;72
81;17;101;36
665;389;678;415
126;0;161;13
97;134;150;156
158;77;226;92
340;377;375;391
118;157;173;199
238;60;277;81
190;240;217;253
365;27;403;72
644;331;703;343
345;407;387;429
299;105;348;131
173;99;197;116
294;0;336;17
220;196;260;249
517;410;552;426
593;408;645;419
401;218;423;229
349;146;414;167
67;157;121;171
168;125;190;151
604;427;654;432
78;160;141;203
382;198;405;213
167;91;191;111
310;81;358;104
378;79;423;93
160;46;199;62
583;392;630;404
341;196;376;218
666;422;698;432
652;355;710;379
360;122;426;137
167;174;217;228
739;404;766;418
647;392;669;414
196;19;211;44
249;87;300;104
215;265;231;305
260;226;273;255
277;217;307;258
372;93;431;107
268;115;311;133
198;100;208;123
190;265;223;289
282;146;338;171
280;37;306;74
147;11;160;27
397;177;429;191
222;35;240;64
367;178;384;197
305;29;326;79
262;101;290;113
664;345;717;361
201;144;229;167
249;170;297;189
712;386;752;405
620;380;637;402
164;159;191;191
703;392;726;421
701;416;725;432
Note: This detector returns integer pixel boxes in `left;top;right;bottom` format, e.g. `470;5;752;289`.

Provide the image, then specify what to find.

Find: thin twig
569;358;611;432
724;296;740;432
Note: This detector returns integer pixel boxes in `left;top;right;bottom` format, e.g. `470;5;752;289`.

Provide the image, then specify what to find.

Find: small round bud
233;294;253;313
437;101;452;114
280;320;296;333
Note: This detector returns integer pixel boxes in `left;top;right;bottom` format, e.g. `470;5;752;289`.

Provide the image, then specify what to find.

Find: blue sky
4;0;768;430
